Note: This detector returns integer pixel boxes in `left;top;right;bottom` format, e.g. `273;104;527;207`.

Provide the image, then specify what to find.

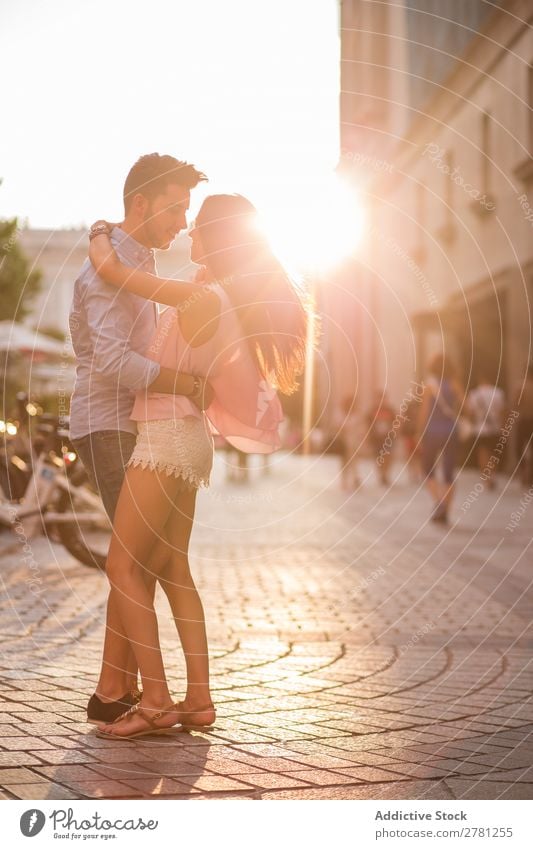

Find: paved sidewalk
0;453;532;800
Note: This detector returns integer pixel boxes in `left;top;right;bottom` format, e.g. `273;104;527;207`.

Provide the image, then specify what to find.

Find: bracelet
88;221;112;241
190;376;203;399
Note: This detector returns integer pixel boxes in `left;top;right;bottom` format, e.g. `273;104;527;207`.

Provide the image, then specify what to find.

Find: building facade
19;228;196;338
336;0;533;415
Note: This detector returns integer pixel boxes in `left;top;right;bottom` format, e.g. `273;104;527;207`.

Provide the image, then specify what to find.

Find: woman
418;354;464;524
88;194;308;739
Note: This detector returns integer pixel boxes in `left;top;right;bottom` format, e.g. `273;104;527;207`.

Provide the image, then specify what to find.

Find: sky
0;0;341;251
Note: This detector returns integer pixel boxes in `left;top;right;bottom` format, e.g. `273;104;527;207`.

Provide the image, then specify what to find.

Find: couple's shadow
87;728;212;798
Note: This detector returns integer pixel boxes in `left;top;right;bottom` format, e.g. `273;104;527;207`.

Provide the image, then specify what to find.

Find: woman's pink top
130;283;283;453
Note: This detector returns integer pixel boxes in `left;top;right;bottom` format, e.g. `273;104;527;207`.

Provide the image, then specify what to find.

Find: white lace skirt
127;416;214;491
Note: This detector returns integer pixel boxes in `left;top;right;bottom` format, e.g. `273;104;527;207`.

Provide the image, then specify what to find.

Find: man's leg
74;431;145;699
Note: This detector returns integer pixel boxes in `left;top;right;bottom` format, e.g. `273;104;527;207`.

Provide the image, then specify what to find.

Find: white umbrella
0;321;72;358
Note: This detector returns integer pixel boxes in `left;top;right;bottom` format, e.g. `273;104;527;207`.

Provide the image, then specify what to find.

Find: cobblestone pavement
0;453;532;801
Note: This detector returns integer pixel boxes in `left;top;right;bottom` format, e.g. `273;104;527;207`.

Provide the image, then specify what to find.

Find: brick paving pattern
0;454;531;800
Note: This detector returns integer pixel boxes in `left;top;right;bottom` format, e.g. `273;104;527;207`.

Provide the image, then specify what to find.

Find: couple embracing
69;153;309;740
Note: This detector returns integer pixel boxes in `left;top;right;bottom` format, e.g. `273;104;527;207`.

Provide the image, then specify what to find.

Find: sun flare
258;175;365;274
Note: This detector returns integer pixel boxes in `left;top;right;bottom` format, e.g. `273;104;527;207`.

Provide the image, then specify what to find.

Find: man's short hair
123;153;207;212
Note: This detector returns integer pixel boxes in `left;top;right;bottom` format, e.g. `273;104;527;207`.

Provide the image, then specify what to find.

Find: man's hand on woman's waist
148;368;214;411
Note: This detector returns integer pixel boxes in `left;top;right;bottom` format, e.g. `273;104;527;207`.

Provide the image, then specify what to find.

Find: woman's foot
97;700;180;739
174;698;216;729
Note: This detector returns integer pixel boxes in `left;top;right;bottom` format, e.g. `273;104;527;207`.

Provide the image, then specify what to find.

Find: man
69;153;209;724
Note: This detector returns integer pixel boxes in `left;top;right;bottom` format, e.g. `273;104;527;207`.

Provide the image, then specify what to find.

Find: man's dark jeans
72;430;137;521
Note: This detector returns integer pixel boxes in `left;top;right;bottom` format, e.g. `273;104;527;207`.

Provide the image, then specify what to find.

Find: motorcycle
0;396;110;569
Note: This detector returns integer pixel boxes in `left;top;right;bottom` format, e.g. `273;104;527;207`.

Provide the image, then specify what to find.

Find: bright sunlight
259;175;365;273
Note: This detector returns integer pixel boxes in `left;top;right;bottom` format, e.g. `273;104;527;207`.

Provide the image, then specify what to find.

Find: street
0;452;532;800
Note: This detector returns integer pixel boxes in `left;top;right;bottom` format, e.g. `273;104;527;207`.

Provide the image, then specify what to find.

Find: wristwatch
190;376;203;399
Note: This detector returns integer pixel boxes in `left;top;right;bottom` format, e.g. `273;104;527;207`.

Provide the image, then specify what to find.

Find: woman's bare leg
96;534;172;701
158;487;215;723
100;465;184;736
96;584;152;700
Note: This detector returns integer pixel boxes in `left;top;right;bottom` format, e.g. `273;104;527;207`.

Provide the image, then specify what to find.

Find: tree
0;194;41;321
38;325;66;342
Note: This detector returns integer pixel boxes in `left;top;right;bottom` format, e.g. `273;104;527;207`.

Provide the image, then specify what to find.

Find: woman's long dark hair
195;194;311;395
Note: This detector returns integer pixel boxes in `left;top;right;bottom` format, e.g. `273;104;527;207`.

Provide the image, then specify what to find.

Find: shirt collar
110;226;154;265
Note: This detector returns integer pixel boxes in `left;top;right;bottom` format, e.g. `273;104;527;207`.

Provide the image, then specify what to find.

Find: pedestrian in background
466;372;505;490
418;354;464;524
401;393;422;483
366;389;395;485
335;394;364;492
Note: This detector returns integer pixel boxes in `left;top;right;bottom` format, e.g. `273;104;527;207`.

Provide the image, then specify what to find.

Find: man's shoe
87;689;142;726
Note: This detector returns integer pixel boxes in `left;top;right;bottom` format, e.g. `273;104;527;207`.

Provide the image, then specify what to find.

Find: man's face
142;183;190;249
